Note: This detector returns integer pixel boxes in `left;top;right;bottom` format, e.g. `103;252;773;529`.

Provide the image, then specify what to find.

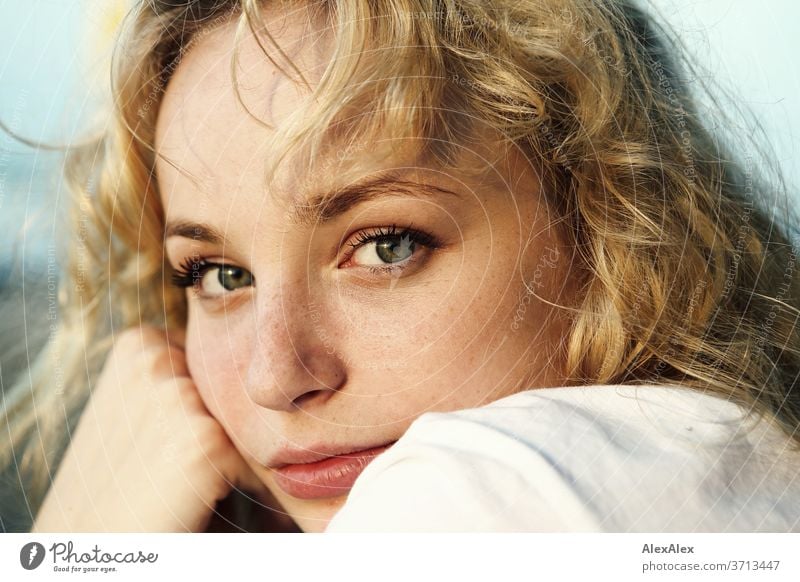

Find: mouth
270;441;397;500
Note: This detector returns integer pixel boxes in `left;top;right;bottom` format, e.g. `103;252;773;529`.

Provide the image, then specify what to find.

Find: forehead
154;7;338;195
154;6;517;217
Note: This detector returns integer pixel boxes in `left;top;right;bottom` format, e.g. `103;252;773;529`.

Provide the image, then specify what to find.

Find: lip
270;441;396;500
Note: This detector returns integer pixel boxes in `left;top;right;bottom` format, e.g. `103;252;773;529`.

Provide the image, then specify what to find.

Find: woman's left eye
353;233;415;266
343;225;440;273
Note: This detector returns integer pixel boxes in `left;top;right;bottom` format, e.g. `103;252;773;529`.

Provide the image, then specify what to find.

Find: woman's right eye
170;257;254;298
198;264;254;296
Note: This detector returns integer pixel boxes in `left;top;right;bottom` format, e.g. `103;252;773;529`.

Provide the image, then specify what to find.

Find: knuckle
112;325;164;356
147;345;187;378
103;326;189;383
110;328;140;355
162;376;204;409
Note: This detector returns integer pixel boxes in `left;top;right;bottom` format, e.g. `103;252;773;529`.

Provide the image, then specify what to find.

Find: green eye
374;235;415;264
217;265;253;291
346;225;440;275
171;257;254;299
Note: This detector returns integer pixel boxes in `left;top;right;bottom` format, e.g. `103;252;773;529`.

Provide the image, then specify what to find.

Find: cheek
329;237;550;413
184;317;276;464
185;315;247;421
442;244;564;398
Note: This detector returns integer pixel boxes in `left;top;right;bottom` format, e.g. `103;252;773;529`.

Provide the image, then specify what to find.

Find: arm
326;415;602;532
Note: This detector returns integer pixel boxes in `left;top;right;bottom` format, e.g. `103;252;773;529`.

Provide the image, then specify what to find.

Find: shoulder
326;384;800;532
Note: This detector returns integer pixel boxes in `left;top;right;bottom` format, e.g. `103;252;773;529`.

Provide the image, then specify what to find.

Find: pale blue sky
646;0;800;193
0;0;81;143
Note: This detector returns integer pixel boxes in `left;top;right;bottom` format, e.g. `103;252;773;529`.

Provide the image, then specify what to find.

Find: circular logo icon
20;542;46;570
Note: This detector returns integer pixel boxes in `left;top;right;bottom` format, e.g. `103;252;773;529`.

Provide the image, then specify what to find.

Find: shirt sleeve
325;414;603;532
327;385;800;532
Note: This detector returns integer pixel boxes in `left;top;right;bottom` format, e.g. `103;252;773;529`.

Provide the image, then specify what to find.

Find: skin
30;11;574;533
156;9;576;532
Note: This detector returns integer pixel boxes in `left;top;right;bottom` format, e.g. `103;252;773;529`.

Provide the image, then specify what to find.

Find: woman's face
156;12;575;532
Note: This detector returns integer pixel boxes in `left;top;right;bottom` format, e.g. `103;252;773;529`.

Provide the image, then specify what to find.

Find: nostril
291;389;333;409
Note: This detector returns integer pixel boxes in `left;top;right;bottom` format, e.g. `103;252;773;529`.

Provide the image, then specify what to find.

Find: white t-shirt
325;384;800;532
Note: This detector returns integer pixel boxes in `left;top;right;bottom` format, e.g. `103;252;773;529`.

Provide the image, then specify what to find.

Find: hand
32;325;263;532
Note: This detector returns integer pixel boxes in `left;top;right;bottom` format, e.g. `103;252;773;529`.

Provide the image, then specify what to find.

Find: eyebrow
294;173;463;223
164;221;229;245
164;174;463;243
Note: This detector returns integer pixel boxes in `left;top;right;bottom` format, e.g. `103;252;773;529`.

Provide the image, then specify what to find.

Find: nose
243;295;346;413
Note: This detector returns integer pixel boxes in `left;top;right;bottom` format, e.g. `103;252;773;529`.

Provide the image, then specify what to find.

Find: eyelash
348;224;436;247
344;223;441;273
170;256;216;290
169;224;441;291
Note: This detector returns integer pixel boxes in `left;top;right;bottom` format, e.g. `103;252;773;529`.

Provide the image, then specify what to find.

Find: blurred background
0;0;127;400
1;0;799;529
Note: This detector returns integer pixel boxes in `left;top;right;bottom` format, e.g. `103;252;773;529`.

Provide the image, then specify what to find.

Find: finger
234;458;269;495
216;442;267;496
159;343;190;378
